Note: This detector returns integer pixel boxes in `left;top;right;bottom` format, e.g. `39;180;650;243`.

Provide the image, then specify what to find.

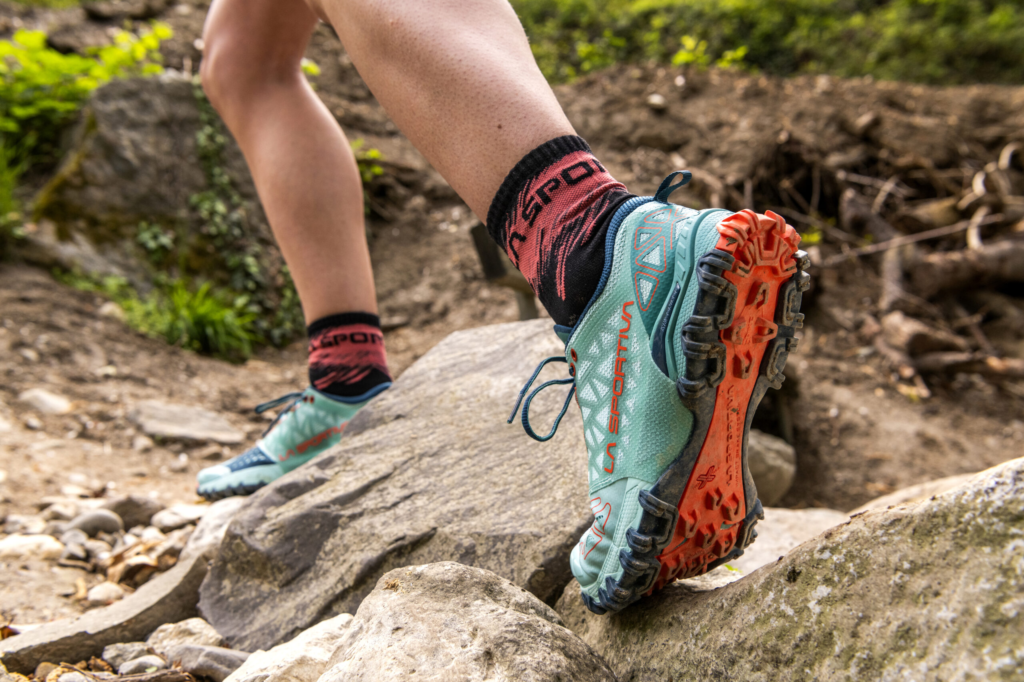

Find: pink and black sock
307;312;392;400
486;135;634;328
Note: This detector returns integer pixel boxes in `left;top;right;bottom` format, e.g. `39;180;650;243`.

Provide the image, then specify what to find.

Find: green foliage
350;138;384;215
55;271;257;360
300;57;321;78
511;0;1024;84
190;81;301;347
0;147;25;256
7;0;80;8
351;138;384;184
136;220;175;257
0;24;172;170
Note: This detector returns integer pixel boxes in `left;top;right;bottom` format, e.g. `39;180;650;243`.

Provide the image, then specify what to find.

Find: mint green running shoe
196;384;389;501
510;172;808;614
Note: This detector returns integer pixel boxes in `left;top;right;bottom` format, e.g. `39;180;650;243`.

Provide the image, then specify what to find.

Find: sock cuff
307;312;381;337
485;135;593;244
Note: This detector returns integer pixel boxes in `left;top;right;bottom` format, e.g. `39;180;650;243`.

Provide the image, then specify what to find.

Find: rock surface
199;320;591;652
147;618;225;658
0;534;64;561
17;388;73;416
101;642;156;670
102;495;165;530
117;654;167;675
747;429;797;506
86;582;126;606
319;563;616;682
151;504;208;532
224;614;354;682
849;472;977;514
179;497;247;564
730;506;849;574
68;509;124;536
130;401;244;445
167;645;249;682
556;457;1024;681
0;552;208;674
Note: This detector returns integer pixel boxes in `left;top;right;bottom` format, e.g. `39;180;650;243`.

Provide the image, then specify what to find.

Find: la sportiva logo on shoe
604;301;634;474
281;424;347;460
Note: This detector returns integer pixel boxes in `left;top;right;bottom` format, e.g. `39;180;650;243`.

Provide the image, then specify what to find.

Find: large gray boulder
556;457;1024;681
200;320;592;652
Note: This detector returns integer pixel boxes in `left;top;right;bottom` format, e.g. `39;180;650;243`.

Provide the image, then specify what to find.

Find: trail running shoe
196;383;389;501
510;171;808;614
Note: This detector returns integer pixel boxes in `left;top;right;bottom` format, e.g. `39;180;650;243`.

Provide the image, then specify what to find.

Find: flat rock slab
0;552;208;674
556;457;1024;681
200;320;591;652
319;563;616;682
130;401;243;444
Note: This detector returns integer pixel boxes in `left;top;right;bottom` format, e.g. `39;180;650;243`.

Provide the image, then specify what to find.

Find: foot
513;172;808;614
196;384;389;501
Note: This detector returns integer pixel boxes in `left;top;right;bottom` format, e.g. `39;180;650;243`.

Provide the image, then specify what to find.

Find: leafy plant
0;24;172;171
351;138;384;185
136;220;174;257
55;271;257;360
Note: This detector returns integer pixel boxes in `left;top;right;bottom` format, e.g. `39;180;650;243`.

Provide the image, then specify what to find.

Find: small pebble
118;654;167;675
3;514;46;535
168;453;190;473
18;388;72;415
0;533;64;560
60;543;89;564
60;528;89;546
84;538;112;560
139;526;167;544
151;504;207;532
25;415;43;430
102;642;156;670
646;92;668;111
87;581;126;606
43;503;79;522
34;662;57;680
68;509;124;537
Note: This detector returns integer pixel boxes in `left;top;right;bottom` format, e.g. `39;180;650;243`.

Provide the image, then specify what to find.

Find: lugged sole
580;209;807;615
198;481;267;502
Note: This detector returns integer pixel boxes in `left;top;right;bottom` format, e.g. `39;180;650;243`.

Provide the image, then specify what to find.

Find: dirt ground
2;0;1023;627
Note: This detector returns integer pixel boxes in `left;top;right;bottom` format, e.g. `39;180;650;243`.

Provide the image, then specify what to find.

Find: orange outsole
653;209;801;588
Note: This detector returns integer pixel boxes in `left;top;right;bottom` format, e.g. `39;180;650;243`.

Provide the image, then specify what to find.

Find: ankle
307;312;393;399
485;135;633;327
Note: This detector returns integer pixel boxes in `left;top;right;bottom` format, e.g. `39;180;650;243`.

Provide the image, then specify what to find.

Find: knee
199;29;302;115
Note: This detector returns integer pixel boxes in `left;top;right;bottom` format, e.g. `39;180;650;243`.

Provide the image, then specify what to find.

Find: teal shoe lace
507;356;576;442
255;391;305;436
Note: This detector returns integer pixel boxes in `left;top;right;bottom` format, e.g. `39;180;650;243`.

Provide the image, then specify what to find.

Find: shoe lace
507;356;576;442
255;391;305;437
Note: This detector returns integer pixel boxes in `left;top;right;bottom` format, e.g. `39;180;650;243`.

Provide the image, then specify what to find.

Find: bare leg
200;0;376;323
305;0;577;221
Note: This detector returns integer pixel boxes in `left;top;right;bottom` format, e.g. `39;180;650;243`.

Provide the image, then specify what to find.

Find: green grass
55;272;258;361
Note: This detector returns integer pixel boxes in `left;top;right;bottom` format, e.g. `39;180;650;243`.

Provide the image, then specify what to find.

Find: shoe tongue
629;208;676;334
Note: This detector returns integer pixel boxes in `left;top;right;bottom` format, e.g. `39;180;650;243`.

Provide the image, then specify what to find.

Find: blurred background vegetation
511;0;1024;84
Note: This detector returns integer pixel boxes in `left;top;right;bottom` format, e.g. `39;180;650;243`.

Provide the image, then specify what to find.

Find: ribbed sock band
486;135;632;327
307;312;392;399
